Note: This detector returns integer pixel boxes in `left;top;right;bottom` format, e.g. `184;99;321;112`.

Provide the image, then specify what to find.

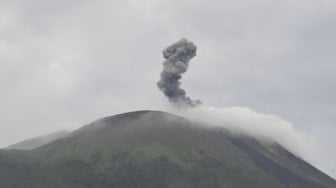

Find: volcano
0;110;335;188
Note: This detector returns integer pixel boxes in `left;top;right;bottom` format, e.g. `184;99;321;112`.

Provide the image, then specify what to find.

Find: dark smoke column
157;38;201;107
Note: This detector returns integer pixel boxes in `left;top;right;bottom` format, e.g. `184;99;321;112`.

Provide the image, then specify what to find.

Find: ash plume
157;38;201;107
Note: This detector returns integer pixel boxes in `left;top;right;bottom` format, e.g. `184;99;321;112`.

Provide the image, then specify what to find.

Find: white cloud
176;105;314;157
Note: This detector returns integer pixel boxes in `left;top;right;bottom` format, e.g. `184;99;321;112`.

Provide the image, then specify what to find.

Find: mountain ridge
0;110;335;188
6;130;70;150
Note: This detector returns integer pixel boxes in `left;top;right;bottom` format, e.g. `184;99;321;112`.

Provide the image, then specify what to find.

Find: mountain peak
1;110;335;188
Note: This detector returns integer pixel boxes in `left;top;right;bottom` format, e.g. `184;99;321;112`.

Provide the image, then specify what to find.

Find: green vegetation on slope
0;111;335;188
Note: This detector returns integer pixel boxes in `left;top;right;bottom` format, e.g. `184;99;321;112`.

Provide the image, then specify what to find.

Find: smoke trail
157;38;201;107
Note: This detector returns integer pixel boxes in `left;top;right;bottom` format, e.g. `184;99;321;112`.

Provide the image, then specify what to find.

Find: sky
0;0;335;178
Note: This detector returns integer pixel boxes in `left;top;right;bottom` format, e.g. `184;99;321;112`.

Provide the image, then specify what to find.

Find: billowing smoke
157;38;201;107
158;39;314;158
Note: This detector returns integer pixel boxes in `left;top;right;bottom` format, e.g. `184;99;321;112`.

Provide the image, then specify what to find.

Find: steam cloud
157;38;201;107
176;106;314;156
159;38;313;158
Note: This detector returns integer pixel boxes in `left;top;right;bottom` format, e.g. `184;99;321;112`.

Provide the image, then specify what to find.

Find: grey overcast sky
1;0;335;178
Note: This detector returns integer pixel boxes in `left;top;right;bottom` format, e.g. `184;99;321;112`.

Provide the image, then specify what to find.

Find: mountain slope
0;110;335;188
6;130;70;150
